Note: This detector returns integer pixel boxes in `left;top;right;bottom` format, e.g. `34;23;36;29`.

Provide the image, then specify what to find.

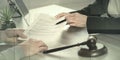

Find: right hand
56;12;87;27
55;12;70;19
19;39;48;56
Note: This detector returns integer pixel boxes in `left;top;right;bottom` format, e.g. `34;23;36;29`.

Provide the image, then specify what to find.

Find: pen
56;19;66;25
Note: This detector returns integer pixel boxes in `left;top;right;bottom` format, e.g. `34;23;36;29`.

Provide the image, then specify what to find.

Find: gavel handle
43;42;86;54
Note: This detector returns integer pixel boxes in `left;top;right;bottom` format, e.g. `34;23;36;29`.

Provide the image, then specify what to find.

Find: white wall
24;0;95;10
0;0;8;9
0;0;95;10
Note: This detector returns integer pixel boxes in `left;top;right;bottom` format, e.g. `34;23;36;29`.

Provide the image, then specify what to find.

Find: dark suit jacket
72;0;120;34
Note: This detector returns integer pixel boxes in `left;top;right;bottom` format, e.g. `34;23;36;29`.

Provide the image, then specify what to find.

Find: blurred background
0;0;95;10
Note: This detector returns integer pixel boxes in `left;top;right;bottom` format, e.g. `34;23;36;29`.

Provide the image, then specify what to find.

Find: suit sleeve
87;16;120;34
70;0;120;34
70;0;107;16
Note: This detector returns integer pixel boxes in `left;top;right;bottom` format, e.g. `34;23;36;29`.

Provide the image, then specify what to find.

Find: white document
20;13;88;49
21;13;68;47
24;13;68;39
20;5;89;48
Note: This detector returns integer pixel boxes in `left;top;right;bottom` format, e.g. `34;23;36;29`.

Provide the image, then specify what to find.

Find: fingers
38;40;48;52
14;29;27;38
19;39;48;56
6;28;27;38
69;23;77;27
56;12;69;19
65;14;76;24
30;39;48;52
39;47;48;52
38;42;48;51
56;12;80;27
29;39;48;48
38;41;47;47
17;31;27;38
7;28;25;32
14;30;27;38
64;13;87;27
66;14;77;27
17;29;25;32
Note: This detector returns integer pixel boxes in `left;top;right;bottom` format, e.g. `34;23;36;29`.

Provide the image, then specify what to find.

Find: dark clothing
72;0;120;34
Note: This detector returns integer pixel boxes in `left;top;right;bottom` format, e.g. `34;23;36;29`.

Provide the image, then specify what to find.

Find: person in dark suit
56;0;120;34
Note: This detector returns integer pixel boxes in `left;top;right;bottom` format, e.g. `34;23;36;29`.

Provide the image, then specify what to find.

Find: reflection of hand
3;28;27;43
65;13;87;27
55;12;70;19
5;28;27;38
19;39;48;56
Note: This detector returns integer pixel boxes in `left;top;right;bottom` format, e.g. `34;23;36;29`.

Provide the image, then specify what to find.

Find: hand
19;39;48;56
5;28;27;38
65;13;87;27
55;12;70;19
3;28;27;43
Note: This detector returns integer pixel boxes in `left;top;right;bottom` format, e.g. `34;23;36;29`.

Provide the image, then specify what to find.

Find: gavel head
78;35;108;57
86;35;97;51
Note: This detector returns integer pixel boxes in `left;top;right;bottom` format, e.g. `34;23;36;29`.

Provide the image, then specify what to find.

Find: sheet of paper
27;4;75;26
20;13;88;49
21;13;66;47
20;5;89;49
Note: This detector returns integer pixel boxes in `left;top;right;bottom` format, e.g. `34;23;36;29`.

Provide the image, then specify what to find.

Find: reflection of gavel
43;36;97;54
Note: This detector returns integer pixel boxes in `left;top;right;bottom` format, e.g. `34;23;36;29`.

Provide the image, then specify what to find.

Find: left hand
3;28;27;43
5;28;27;38
63;13;87;27
19;39;48;56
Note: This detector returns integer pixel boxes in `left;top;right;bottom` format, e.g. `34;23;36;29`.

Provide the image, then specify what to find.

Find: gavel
43;36;97;54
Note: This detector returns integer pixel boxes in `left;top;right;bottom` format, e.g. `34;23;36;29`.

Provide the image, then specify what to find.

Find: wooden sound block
78;44;108;57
